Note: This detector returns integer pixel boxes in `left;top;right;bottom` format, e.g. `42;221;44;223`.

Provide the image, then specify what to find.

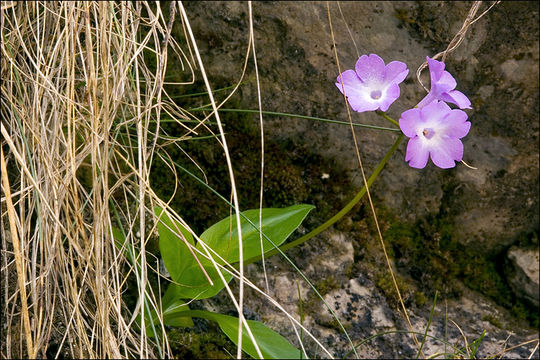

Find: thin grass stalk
177;2;262;357
0;2;196;357
1;146;34;357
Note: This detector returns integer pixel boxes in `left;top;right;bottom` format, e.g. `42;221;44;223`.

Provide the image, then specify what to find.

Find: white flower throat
422;127;435;139
370;90;382;99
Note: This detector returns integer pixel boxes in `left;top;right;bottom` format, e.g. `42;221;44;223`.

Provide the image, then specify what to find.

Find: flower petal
355;54;385;84
335;69;361;94
421;100;452;126
379;83;400;111
405;137;429;169
350;99;380;112
441;90;472;109
430;137;463;168
436;71;457;93
336;70;378;112
385;61;409;83
399;108;423;138
442;110;471;138
427;56;445;83
415;92;437;109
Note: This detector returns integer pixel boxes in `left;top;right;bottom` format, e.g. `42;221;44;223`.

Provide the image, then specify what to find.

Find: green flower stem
166;108;403;264
189;107;401;132
168;83;245;99
376;110;400;127
168;158;360;356
166;114;403;358
243;132;404;265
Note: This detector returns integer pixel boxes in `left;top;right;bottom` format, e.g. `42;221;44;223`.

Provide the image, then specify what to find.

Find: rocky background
154;1;539;358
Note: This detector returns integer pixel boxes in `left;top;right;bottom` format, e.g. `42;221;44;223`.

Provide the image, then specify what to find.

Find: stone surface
174;1;539;356
507;246;540;307
180;0;538;254
224;229;538;359
197;223;538;358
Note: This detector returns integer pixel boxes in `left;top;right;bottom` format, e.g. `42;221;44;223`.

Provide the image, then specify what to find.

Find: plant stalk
243;133;404;265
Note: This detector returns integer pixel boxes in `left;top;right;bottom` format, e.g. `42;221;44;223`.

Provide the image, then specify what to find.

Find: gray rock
176;1;539;356
233;229;538;358
507;246;540;307
182;0;538;255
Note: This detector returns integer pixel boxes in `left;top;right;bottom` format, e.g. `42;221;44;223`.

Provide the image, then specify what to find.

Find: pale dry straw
0;2;197;357
1;2;327;358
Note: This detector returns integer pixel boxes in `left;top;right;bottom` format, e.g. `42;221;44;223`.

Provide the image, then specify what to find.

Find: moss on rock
167;319;236;359
382;211;539;328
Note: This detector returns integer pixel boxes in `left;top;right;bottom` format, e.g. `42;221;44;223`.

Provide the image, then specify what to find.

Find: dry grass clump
1;2;198;357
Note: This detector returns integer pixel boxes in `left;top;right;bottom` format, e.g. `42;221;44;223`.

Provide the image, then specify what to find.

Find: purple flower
336;54;408;113
416;56;472;110
399;101;471;169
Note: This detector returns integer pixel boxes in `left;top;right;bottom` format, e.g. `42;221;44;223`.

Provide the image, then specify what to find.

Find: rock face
238;229;538;358
172;1;539;356
507;246;540;307
179;0;538;249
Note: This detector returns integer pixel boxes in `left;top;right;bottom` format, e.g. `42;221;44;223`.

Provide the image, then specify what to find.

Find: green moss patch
383;215;539;328
167;319;236;359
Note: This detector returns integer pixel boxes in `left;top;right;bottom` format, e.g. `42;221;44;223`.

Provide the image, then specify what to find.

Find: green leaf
179;310;302;359
213;314;300;359
155;205;314;301
160;286;194;328
162;265;233;300
155;206;234;300
112;224;195;336
199;204;315;264
155;206;196;282
140;298;194;338
160;298;194;328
